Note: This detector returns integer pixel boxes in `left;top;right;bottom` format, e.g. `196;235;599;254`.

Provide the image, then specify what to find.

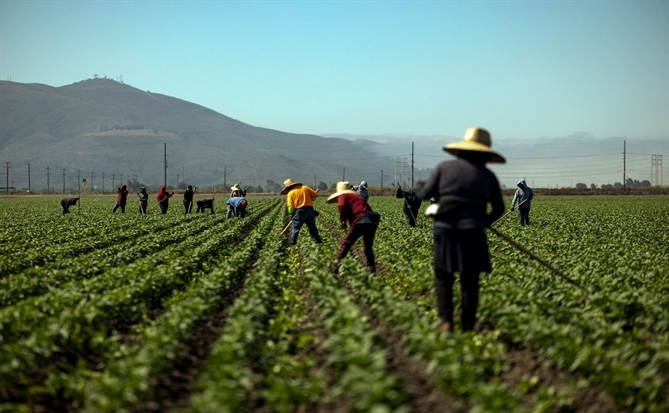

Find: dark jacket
416;157;504;230
138;189;148;203
396;187;422;213
184;188;195;203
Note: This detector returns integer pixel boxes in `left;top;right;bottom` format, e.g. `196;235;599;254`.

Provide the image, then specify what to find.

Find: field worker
137;187;149;214
156;186;174;214
112;184;129;213
328;181;381;274
230;183;246;198
352;180;369;201
226;196;248;219
511;179;534;226
183;185;195;214
281;178;322;246
417;127;505;334
396;183;423;227
61;197;79;214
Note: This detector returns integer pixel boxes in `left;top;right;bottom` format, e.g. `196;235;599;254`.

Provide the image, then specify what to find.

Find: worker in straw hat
230;183;246;198
416;127;505;334
328;181;381;274
281;179;322;246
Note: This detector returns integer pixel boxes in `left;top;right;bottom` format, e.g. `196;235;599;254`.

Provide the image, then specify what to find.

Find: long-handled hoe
426;199;588;302
490;198;528;227
280;221;292;236
400;190;418;224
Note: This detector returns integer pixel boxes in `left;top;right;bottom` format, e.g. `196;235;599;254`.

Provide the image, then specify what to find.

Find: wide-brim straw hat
327;181;358;203
280;179;302;195
231;184;241;191
444;127;506;163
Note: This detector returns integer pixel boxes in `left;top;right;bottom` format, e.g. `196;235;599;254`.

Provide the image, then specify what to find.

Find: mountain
0;79;387;191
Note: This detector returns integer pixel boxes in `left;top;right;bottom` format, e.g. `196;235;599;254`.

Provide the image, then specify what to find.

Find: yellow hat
231;183;241;191
327;181;358;203
280;178;301;195
444;127;506;163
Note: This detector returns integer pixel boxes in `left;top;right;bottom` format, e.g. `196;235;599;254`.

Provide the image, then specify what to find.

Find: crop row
0;194;666;412
320;195;669;412
0;200;279;404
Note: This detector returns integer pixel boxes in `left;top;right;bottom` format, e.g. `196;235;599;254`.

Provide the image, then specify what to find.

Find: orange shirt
286;185;318;210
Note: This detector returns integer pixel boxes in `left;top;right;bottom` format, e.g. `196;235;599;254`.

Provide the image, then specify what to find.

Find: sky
1;0;668;187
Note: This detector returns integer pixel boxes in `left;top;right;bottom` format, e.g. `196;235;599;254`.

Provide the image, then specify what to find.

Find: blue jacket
511;179;533;209
226;196;247;216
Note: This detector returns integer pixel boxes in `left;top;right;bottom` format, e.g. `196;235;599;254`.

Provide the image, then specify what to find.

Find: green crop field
0;195;668;412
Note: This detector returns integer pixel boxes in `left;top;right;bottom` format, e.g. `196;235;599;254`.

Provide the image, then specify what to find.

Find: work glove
407;205;411;209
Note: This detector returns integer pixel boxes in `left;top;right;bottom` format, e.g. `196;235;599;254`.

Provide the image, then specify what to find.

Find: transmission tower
651;155;663;186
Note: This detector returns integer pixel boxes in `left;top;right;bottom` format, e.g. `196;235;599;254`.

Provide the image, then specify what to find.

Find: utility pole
223;165;227;189
5;162;9;194
380;170;383;187
314;174;317;187
343;167;345;181
27;163;31;193
47;166;50;193
102;173;105;193
623;141;626;190
411;142;414;188
112;173;115;191
91;171;94;191
77;169;81;212
62;168;66;194
164;143;167;188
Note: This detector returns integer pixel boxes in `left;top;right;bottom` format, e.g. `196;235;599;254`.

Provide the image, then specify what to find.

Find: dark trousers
336;223;378;270
184;199;193;213
113;201;126;213
433;227;489;332
519;208;530;226
434;271;480;331
290;207;321;246
159;201;168;214
139;202;147;214
403;209;417;227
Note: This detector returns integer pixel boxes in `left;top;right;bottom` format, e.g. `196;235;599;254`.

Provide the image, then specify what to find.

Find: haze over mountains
1;78;666;191
0;78;393;191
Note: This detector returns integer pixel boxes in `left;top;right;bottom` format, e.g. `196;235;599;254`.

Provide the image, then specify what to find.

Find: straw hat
327;181;358;203
280;179;301;195
444;127;506;163
231;183;241;191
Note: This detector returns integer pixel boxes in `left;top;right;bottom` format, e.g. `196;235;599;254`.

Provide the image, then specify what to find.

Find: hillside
0;79;386;191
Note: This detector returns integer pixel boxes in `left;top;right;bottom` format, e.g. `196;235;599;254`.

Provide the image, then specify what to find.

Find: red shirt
337;193;372;226
116;188;128;202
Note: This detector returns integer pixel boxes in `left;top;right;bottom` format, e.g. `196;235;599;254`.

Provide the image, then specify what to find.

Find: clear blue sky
2;0;668;143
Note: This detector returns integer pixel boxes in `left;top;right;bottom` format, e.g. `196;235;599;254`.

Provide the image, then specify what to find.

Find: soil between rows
318;216;627;413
